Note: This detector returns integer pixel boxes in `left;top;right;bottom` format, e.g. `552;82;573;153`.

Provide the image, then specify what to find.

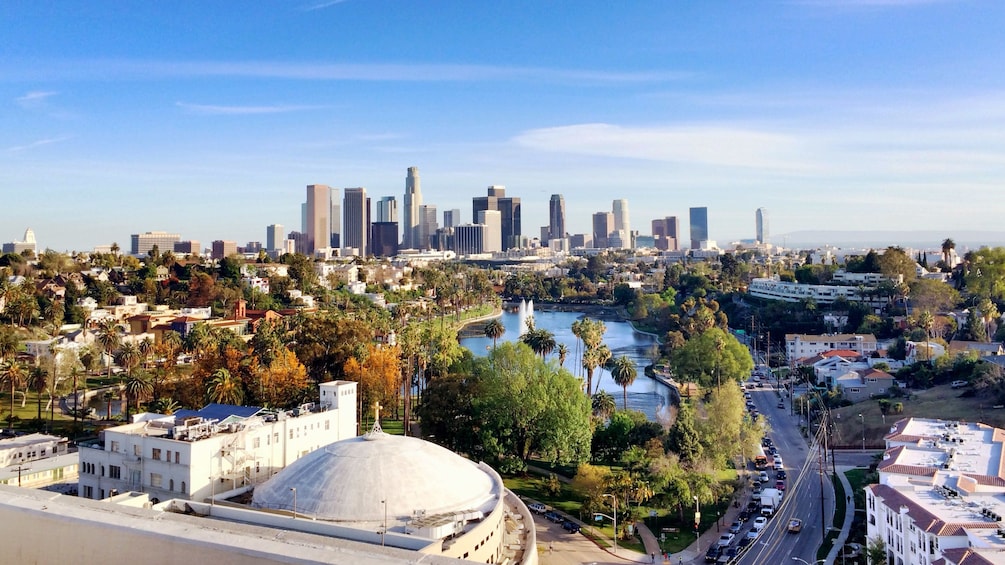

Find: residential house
835;368;896;403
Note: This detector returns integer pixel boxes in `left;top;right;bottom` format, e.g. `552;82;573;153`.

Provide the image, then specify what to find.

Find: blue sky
3;0;1004;252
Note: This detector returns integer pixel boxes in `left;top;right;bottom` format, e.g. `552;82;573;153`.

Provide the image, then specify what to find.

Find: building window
110;441;120;452
109;465;121;479
289;430;294;439
83;485;93;499
150;473;162;488
152;448;161;461
175;452;180;464
325;420;330;430
134;445;141;456
180;481;186;494
169;479;174;491
253;437;260;448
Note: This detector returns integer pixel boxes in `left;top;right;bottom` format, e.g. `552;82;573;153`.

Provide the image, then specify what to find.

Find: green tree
610;355;638;410
866;535;887;565
591;390;616;420
207;368;243;405
124;371;154;419
941;238;956;270
666;402;703;466
95;319;121;378
469;342;591;469
1;362;25;422
483;319;505;350
669;327;753;389
965;247;1005;300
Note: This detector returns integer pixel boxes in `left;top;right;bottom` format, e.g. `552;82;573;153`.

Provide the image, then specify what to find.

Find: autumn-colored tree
187;270;216;308
257;349;310;408
344;344;402;421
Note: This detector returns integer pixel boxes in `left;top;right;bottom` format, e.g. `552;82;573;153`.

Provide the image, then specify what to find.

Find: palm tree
27;366;47;421
521;328;557;359
584;344;612;395
115;342;141;377
610;355;638;409
207;368;244;405
124;371;154;419
138;337;154;368
556;343;568;367
591;391;616;420
1;362;25;423
942;238;956;269
0;326;20;364
979;298;1000;342
95;319;121;378
483;319;505;350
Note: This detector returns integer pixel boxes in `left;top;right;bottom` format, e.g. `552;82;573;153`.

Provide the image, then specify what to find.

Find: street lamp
693;495;701;554
290;487;297;519
603;493;618;554
858;413;865;451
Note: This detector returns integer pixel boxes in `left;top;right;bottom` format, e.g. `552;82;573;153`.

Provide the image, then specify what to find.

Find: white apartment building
866;418;1005;565
78;381;356;503
786;333;878;362
749;276;888;307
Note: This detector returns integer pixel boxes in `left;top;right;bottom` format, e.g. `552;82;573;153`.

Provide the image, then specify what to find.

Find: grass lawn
830;384;1005;447
381;418;405;435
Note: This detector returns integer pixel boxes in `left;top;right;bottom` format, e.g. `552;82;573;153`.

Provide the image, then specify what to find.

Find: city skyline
3;2;1005;251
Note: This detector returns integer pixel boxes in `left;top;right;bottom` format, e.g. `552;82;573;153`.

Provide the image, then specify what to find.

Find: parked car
528;502;546;514
717;533;735;547
705;545;722;562
745;528;760;541
758;471;769;483
738;509;751;522
777;401;785;409
952;380;968;388
562;520;581;533
545;511;563;523
761;437;773;447
738;536;752;548
728;521;743;534
775;479;786;491
776;470;787;480
788;518;803;533
717;547;738;564
752;517;768;531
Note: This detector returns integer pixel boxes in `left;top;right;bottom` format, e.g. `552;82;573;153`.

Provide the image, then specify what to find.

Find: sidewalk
825;466;856;563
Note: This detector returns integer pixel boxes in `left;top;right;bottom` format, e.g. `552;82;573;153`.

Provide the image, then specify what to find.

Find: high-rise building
305;184;330;254
443;209;461;228
329;187;341;249
130;231;181;256
548;194;565;244
454;224;485;255
266;224;284;253
211;240;237;260
173;240;200;256
376;196;398;223
689;207;708;250
756;208;769;244
612;199;631;249
592;212;614;249
342;188;369;256
473;186;521;251
418;205;438;250
478;210;502;253
370;222;399;258
651;217;680;251
402;167;422;249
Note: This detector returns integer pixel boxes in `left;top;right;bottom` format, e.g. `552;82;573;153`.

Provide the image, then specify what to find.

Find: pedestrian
549;541;554;553
651;552;656;564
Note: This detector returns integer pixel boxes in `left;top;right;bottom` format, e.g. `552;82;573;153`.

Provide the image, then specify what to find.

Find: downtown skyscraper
472;186;521;250
612;199;631;249
547;194;565;244
402;167;422;249
343;187;369;255
305;184;330;254
689;206;708;250
756;207;769;244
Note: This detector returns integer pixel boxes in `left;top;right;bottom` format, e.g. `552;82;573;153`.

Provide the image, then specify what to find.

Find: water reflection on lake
459;308;675;423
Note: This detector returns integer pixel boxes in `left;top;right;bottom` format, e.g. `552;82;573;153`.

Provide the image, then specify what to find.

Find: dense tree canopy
669;327;754;388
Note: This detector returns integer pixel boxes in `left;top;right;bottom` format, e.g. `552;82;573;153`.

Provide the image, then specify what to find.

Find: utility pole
818;438;826;542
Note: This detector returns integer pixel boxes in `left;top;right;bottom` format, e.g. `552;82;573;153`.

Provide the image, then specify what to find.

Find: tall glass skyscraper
689;207;708;250
548;194;565;243
402;167;422;249
756;208;769;244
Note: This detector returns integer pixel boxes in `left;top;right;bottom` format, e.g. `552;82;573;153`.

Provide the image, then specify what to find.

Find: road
734;382;834;565
535;513;648;565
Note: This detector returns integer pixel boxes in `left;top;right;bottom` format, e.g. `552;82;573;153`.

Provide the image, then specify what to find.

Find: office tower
443;209;461;228
305;184;330;254
756;208;769;244
652;216;680;251
431;227;454;251
173;240;200;256
370;222;399;258
473;186;521;251
478;210;502;253
287;232;308;255
402;167;422;249
342;187;369;256
418;205;438;250
454;224;485;255
548;194;565;244
266;224;284;253
376;196;398;223
211;240;237;260
592;212;614;249
301;203;307;234
130;231;181;256
689;207;708;250
570;234;593;249
612;199;631;249
329;187;341;249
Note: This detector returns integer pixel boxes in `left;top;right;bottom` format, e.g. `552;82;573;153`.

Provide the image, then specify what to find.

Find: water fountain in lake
517;299;535;335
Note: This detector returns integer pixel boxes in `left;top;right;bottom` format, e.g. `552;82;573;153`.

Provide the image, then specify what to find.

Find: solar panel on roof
173;403;261;424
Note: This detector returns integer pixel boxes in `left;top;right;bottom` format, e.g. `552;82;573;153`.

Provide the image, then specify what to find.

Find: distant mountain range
774;231;1005;251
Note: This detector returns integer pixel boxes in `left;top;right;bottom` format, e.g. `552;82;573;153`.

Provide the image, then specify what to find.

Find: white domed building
251;429;537;564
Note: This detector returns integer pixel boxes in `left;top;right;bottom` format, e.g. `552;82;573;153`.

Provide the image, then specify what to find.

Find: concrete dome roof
251;432;498;523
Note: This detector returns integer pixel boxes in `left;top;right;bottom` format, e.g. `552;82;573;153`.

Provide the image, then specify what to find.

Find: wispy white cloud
514;123;817;172
15;90;57;108
2;59;690;85
175;102;328;115
7;135;73;153
301;0;350;11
